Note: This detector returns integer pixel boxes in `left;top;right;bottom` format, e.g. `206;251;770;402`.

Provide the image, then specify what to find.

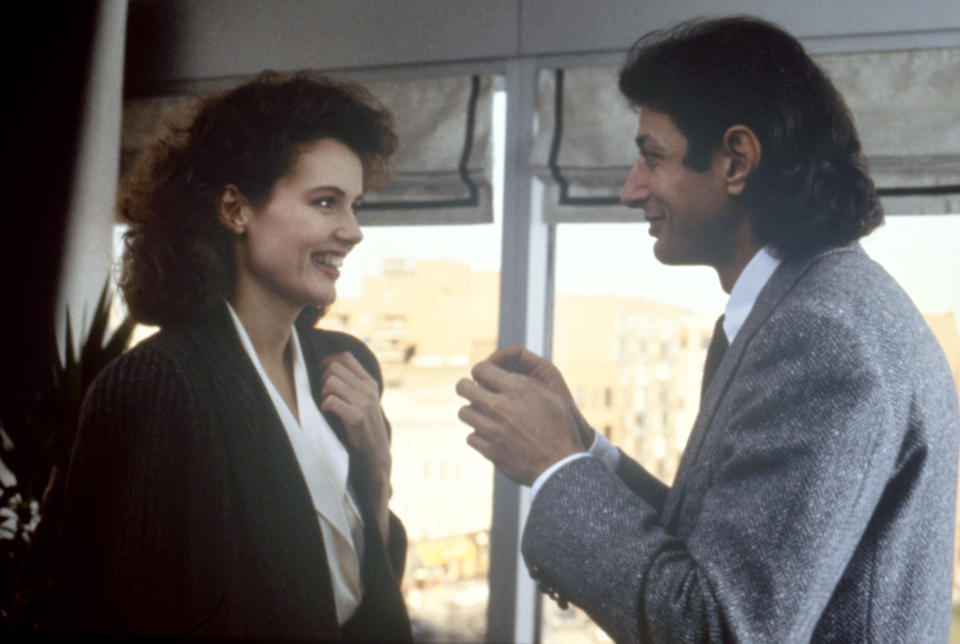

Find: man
456;16;959;642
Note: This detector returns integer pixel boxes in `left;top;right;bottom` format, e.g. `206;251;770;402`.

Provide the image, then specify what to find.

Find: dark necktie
701;314;728;400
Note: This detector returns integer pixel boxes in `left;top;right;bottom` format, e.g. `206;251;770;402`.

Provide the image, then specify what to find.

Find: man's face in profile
620;107;739;270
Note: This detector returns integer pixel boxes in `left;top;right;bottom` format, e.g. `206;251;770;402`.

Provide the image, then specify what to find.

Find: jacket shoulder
85;331;185;402
300;327;384;390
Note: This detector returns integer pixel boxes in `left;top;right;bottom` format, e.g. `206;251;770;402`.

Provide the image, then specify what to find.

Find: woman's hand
318;351;391;543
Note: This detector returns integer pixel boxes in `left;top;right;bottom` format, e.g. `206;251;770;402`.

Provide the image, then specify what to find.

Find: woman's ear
218;185;249;234
721;125;762;196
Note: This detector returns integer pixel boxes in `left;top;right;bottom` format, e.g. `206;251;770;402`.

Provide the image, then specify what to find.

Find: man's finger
486;345;543;374
465;430;497;460
457;403;504;435
457;403;503;438
486;345;523;365
455;380;501;418
470;360;523;393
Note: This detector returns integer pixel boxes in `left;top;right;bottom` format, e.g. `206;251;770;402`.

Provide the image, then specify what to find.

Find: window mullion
486;57;553;644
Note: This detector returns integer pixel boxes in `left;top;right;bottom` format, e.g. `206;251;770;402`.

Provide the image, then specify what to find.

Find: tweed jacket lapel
661;246;858;529
183;304;339;626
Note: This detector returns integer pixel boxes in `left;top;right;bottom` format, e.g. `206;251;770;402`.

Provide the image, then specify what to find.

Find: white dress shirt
531;248;782;500
722;247;781;343
226;303;364;625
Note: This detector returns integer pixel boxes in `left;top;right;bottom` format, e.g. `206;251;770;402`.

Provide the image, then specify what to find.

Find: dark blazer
523;245;960;642
52;303;413;641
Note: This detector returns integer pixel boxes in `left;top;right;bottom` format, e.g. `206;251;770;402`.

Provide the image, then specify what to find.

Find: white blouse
226;303;364;625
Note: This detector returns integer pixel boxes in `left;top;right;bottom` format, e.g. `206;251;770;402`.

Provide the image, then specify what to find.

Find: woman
52;72;413;640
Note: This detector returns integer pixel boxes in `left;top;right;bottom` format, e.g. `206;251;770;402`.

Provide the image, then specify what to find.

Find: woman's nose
338;211;364;245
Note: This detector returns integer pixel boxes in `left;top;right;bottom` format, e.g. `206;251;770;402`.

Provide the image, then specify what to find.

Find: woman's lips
311;252;343;278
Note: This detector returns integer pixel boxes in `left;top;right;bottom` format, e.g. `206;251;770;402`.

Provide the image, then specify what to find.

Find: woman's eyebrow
306;185;346;195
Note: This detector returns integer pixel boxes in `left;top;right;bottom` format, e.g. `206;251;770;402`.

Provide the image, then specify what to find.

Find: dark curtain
1;2;99;632
2;4;98;425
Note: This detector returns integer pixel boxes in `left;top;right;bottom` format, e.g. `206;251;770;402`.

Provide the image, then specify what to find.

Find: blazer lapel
662;246;858;529
299;328;384;538
299;326;413;639
184;305;338;625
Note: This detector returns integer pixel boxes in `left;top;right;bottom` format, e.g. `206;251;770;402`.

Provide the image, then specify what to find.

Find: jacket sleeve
52;348;219;637
386;511;408;579
521;309;903;643
614;451;670;514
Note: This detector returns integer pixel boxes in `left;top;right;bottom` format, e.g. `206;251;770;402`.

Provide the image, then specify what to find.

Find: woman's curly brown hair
118;71;397;328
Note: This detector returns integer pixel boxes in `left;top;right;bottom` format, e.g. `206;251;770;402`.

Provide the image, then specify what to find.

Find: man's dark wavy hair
618;16;883;259
119;71;397;328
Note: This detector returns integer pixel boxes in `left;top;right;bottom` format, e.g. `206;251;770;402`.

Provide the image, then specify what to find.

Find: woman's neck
229;290;302;422
229;290;300;369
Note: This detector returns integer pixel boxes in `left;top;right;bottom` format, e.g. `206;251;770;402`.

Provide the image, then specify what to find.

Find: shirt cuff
529;429;620;502
588;430;620;471
530;452;589;501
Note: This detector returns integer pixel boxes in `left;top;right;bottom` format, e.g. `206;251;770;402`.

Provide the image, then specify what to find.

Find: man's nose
620;162;649;208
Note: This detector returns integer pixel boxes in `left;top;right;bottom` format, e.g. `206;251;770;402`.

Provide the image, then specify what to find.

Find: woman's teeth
312;253;342;267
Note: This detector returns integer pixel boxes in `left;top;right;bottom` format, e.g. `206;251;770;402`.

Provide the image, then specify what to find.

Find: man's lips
645;214;665;236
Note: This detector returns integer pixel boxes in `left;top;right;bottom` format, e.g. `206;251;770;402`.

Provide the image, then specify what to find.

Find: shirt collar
723;247;781;343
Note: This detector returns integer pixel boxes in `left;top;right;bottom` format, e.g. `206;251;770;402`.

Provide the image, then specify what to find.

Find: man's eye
313;197;335;208
640;150;661;167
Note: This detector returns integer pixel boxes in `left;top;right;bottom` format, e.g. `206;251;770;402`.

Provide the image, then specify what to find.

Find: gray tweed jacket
523;244;960;642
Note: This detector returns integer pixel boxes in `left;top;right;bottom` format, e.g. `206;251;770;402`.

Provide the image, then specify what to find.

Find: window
323;89;506;640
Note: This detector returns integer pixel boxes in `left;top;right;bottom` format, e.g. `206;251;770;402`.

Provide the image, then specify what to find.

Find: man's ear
720;125;762;196
218;185;249;234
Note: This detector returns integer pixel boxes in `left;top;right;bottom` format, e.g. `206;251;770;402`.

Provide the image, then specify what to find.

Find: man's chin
652;240;681;265
652;242;706;268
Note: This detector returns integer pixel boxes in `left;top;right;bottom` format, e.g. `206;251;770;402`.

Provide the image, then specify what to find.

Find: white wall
57;0;127;350
520;0;960;55
126;0;960;89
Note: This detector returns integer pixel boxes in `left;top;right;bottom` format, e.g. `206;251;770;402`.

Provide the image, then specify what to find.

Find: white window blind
121;74;495;225
533;48;960;222
358;74;494;224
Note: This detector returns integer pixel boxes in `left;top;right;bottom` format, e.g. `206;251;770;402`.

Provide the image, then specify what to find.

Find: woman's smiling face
231;137;364;316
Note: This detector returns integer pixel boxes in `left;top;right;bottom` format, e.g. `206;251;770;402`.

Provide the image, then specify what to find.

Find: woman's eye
313;197;335;209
